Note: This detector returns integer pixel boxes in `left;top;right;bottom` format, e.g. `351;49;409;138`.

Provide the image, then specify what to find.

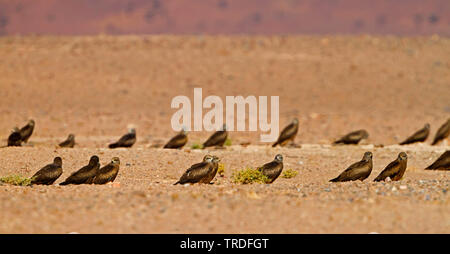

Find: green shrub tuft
281;169;298;179
232;168;269;184
191;143;204;149
0;175;32;186
224;138;232;146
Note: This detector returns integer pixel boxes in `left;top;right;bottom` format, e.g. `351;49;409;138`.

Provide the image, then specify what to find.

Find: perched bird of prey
330;152;373;182
173;155;215;185
333;129;369;145
432;119;450;145
272;118;299;147
425;150;449;170
7;127;22;146
203;124;228;148
92;157;121;184
374;152;408;182
257;154;284;183
164;129;188;149
19;119;35;143
203;155;221;184
59;156;100;185
30;157;63;185
59;134;75;148
399;123;430;145
109;128;136;148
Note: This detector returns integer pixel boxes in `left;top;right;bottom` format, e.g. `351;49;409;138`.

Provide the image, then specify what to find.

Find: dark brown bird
164;129;188;149
425;150;450;170
92;157;121;184
19;119;35;143
30;157;63;185
399;123;430;145
7;127;22;147
109;128;136;148
374;152;408;182
59;156;100;185
59;134;75;148
173;155;215;185
333;129;369;145
330;152;373;182
257;154;284;183
202;155;221;184
432;119;450;145
203;124;228;148
272;118;299;147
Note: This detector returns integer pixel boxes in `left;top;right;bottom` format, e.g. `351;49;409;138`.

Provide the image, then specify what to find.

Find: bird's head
274;154;283;162
54;157;62;166
89;155;100;165
424;123;430;129
361;130;369;139
28;119;35;126
363;152;373;161
212;155;220;163
128;128;136;134
222;124;227;131
203;154;214;163
68;134;75;140
111;157;120;165
398;152;407;161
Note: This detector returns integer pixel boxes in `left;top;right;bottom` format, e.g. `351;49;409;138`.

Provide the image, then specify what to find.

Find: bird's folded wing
278;123;297;141
260;161;282;177
376;160;399;179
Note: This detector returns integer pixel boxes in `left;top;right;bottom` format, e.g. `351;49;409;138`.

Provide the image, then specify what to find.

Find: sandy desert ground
0;35;448;233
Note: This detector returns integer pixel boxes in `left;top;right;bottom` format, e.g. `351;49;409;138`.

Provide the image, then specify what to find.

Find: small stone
399;185;407;190
309;112;319;119
247;191;261;200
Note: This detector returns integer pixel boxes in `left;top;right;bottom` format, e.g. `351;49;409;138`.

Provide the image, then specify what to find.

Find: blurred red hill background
0;0;449;35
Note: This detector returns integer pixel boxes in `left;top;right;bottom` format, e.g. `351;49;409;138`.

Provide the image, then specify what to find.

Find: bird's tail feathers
108;143;118;149
329;177;339;182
